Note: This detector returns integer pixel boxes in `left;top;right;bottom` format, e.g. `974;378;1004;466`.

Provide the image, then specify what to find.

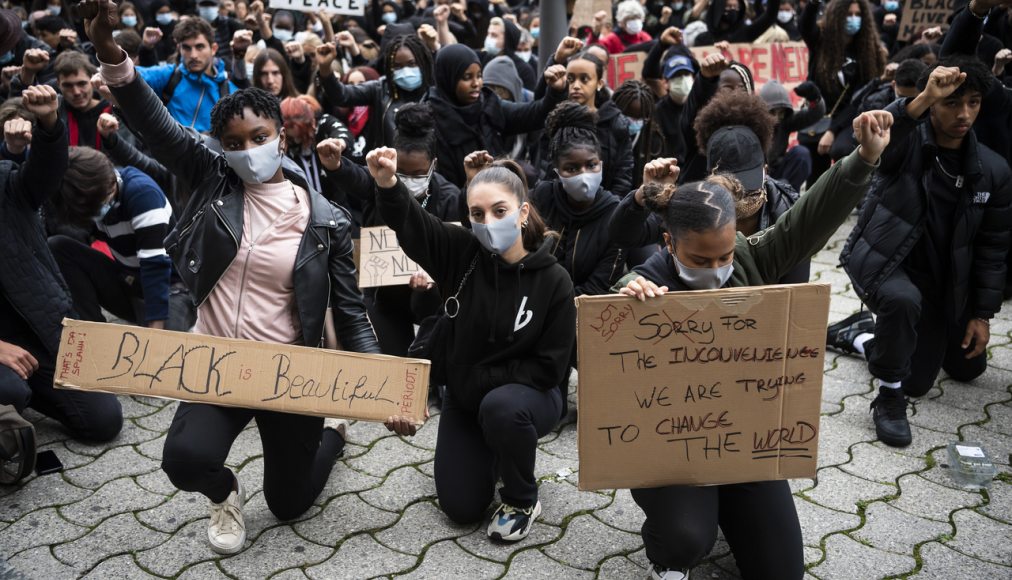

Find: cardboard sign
570;0;612;31
607;52;647;89
575;284;829;490
269;0;365;16
897;0;956;41
55;319;430;423
691;42;810;107
358;226;426;288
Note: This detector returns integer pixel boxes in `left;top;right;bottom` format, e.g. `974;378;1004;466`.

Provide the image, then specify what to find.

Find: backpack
160;64;231;106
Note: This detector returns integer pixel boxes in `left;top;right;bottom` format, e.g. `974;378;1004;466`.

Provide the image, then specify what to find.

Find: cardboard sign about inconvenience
576;284;830;490
898;0;956;41
691;42;810;107
55;319;430;423
269;0;364;16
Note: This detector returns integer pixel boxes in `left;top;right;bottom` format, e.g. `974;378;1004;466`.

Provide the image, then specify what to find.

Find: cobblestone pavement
2;218;1010;579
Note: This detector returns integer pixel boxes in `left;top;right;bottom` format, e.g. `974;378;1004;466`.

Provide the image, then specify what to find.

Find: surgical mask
381;12;398;24
557;169;603;203
198;6;219;21
884;0;899;11
845;15;861;35
245;62;255;78
312;23;324;35
273;28;294;42
155;13;174;25
471;208;521;255
625;116;644;136
398;161;435;199
47;4;61;16
121;15;137;27
222;135;284;184
777;10;794;23
668;75;693;104
483;35;500;56
673;2;685;10
671;249;735;290
530;27;540;40
624;18;643;34
393;66;423;91
515;50;532;62
0;52;13;66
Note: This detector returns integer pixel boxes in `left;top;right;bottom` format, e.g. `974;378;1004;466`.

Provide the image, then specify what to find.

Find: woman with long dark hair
253;48;299;100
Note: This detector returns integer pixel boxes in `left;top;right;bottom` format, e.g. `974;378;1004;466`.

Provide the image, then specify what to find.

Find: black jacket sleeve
940;6;983;59
102;131;173;193
500;87;566;136
574;244;626;297
327;207;382;354
730;0;778;42
317;73;384;107
784;98;827;133
878;97;923;173
609;121;635;197
971;164;1012;319
642;40;666;81
14;120;68;211
607;191;665;249
328;155;375;205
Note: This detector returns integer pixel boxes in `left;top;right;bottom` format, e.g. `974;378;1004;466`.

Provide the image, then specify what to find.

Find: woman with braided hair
612;79;662;191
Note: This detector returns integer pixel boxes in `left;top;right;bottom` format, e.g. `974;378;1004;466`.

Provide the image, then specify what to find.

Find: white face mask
668;75;693;104
273;28;294;42
777;10;794;23
484;35;501;56
223;135;284;184
624;18;643;34
398;161;436;199
671;247;734;290
515;50;532;63
471;208;522;255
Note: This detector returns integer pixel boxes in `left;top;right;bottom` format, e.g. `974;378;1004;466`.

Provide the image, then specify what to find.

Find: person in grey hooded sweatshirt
759;79;825;192
483;56;535;162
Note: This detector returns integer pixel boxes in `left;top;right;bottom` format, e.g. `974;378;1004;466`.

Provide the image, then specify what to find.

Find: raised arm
314;43;383;107
500;65;567;136
10;85;66;211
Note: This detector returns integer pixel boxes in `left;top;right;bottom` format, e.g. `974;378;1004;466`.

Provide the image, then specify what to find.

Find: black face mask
722;9;740;25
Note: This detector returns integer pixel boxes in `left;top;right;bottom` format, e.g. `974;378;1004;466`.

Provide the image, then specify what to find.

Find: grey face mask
557;169;603;203
671;248;734;290
222;136;284;184
471;208;521;255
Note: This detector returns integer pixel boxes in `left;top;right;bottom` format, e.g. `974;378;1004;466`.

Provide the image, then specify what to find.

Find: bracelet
975;317;991;326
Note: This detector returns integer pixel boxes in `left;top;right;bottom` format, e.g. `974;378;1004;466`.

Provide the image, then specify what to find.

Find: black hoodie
377;178;576;413
531;181;626;296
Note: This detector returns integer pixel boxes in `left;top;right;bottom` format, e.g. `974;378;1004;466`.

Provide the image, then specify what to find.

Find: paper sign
607;52;647;88
357;224;462;288
570;0;612;31
575;284;829;490
55;319;429;423
897;0;956;41
691;42;810;108
269;0;365;16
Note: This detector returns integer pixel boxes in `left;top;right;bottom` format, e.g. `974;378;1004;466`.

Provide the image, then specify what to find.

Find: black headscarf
434;44;481;106
502;18;521;54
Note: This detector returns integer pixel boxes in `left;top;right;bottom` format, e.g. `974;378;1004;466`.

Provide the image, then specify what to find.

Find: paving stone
135;469;177;496
64;446;161;489
240;492;322;542
403;412;440;451
810;533;914;578
135;432;167;462
921;448;1002;491
802;467;895;514
988;345;1012;372
876;422;955;460
271;569;311;580
598;555;648;579
237;456;265;497
538;423;578;461
945;509;1012;564
416;460;434;477
135;519;216;576
224;425;265;468
7;546;80;578
839;442;927;484
890;474;984;522
984;403;1012;435
912;541;1012;579
537;480;610;526
455;522;562;563
978;480;1011;523
305;533;414;579
132;395;173;408
344;419;396;447
0;471;91;522
965;366;1012;392
815;414;868;469
593;489;644;534
177;561;230;579
314;463;384;505
293;493;398;545
344;435;431;477
804;545;823;566
542;514;642;570
398;540;503;580
710;553;745;578
502;549;595;579
65;422;161;456
359;465;435;512
30;416;70;447
534;447;578;481
53;513;169;570
0;507;89;555
340;441;370;460
59;477;166;527
81;554;158;579
219;525;331;578
852;502;950;554
956;426;1011;466
375;501;477;555
931;382;1010;413
821;369;872;408
909;398;986;434
793;498;861;546
120;396;162;419
38;440;97;469
136;490;208;533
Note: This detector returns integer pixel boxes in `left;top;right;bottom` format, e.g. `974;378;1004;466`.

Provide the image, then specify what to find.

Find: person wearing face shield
369;146;575;545
317;103;462;358
88;0;380;555
592;0;652;55
611;110;892;580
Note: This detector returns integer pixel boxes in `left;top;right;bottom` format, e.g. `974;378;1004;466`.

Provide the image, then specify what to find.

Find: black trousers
631;480;803;579
434;383;562;523
48;235;195;331
366;286;442;357
769;145;813;194
161;402;342;519
864;268;986;396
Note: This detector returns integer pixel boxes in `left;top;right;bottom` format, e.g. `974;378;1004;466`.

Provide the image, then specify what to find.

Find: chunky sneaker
826;310;875;355
208;476;246;554
650;565;690;580
487;500;541;541
0;406;35;485
870;387;912;447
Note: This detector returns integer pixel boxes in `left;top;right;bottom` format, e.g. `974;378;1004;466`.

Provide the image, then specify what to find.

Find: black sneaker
870;387;912;447
827;310;875;354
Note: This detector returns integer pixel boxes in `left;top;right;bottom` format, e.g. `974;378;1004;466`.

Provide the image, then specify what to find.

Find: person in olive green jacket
605;110;893;580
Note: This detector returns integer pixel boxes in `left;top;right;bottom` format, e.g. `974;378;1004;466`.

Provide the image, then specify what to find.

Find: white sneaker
649;565;689;580
487;500;541;542
207;476;246;554
323;418;348;440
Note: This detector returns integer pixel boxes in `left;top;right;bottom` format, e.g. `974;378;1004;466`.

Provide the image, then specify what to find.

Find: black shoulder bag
407;254;479;385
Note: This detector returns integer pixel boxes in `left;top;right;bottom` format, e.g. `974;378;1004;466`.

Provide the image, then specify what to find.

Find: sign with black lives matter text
575;284;829;490
268;0;364;16
898;0;957;41
55;319;429;424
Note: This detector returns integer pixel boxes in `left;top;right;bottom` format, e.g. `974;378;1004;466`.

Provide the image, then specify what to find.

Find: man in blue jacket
137;17;236;133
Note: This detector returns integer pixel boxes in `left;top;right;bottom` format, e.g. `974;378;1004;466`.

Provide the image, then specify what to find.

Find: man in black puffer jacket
0;85;123;454
833;58;1012;448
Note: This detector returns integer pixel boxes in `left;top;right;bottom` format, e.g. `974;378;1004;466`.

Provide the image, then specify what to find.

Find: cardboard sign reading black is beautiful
576;284;829;490
55;319;430;423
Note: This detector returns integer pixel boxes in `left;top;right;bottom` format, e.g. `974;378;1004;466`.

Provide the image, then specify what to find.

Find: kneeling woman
614;111;892;580
368;147;575;542
88;5;379;556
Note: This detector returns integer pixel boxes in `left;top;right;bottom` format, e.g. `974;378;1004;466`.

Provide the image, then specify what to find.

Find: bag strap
826;83;851;118
444;254;479;319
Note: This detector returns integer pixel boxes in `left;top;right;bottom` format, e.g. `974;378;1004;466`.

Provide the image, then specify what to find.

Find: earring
522;220;528;228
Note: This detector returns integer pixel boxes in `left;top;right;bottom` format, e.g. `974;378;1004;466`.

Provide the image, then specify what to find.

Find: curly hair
816;0;885;95
917;54;993;98
172;15;214;46
210;87;282;139
546;100;600;164
394;102;438;159
693;90;775;156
